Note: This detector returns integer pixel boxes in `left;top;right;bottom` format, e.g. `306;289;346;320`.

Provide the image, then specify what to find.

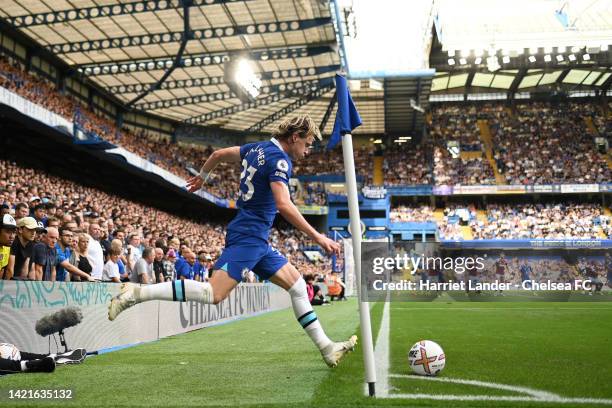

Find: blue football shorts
213;233;288;282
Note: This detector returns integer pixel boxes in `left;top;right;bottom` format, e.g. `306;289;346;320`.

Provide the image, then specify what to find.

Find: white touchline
387;375;612;405
367;300;390;397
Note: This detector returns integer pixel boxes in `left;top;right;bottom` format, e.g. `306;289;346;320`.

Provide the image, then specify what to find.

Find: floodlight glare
224;58;262;102
568;54;576;61
556;55;564;62
459;58;467;65
502;55;510;64
529;47;538;55
447;58;456;66
582;53;591;61
571;46;580;53
486;56;500;72
474;57;482;64
544;54;552;62
447;50;455;57
528;56;536;63
544;46;553;53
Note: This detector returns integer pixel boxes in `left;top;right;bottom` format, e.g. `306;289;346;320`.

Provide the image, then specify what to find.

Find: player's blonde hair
273;115;321;141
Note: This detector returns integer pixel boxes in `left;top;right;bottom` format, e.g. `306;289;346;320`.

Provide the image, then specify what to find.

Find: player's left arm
186;146;241;192
271;181;340;256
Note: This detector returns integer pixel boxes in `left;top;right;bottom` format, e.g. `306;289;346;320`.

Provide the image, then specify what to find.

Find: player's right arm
271;181;340;256
186;146;241;192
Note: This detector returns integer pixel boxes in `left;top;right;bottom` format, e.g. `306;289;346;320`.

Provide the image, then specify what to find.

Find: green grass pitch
1;299;611;407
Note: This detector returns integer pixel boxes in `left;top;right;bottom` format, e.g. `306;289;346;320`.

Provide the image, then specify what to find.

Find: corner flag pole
327;74;377;397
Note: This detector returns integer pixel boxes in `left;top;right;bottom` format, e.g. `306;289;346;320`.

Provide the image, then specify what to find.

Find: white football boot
322;335;358;368
108;283;138;321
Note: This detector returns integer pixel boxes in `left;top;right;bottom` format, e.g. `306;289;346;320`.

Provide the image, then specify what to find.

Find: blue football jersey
226;138;292;242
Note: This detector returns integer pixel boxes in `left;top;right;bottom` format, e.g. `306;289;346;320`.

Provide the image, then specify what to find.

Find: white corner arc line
389;374;560;399
368;300;390;397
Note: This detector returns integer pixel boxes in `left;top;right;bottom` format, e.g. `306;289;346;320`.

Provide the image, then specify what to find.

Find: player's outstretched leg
108;280;215;321
273;264;357;368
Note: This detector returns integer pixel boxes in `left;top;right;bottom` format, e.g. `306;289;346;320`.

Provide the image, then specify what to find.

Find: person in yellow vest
325;271;347;301
0;215;17;279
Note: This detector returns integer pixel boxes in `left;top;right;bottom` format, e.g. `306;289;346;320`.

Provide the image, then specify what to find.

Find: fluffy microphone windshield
35;307;83;337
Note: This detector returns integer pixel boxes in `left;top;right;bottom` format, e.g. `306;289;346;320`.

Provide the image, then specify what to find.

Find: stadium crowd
388;202;610;240
383;143;433;186
0;160;336;283
389;205;435;222
491;101;610;184
470;203;611;239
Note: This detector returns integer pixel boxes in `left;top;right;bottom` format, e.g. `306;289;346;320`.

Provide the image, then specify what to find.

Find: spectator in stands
195;251;209;282
28;197;41;215
131;246;155;284
111;239;128;282
31;204;46;225
8;217;37;280
153;248;165;284
46;217;60;229
126;234;142;278
31;226;57;281
87;223;104;280
162;248;177;282
101;248;121;283
176;250;196;281
13;202;28;221
55;226;95;282
70;233;92;281
0;214;17;279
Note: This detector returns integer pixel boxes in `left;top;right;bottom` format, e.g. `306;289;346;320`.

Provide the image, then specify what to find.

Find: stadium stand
491;101;610;184
389;203;611;240
0;159;330;281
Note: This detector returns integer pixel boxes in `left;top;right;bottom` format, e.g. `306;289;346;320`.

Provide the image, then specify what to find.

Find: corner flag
327;74;377;397
327;74;362;150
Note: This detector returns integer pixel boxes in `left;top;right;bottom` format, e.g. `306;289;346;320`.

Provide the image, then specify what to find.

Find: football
408;340;445;376
0;343;21;361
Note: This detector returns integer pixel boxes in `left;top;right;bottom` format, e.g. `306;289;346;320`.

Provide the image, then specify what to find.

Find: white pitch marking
386;393;612;405
391;307;612;311
388;374;559;399
367;300;390;397
387;375;612;405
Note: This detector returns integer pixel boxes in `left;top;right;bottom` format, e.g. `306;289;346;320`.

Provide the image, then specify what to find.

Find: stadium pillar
372;156;383;185
342;133;377;397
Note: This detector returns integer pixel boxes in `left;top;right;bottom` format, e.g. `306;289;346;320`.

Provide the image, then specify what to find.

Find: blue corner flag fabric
326;74;362;150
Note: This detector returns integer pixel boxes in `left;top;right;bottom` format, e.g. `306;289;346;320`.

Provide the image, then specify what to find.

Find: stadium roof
0;0;389;135
1;0;610;139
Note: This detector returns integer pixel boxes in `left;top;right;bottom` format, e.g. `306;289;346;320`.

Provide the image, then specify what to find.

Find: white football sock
288;278;332;351
137;280;214;303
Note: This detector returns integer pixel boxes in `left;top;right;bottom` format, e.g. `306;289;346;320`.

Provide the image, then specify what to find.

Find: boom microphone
35;307;83;337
